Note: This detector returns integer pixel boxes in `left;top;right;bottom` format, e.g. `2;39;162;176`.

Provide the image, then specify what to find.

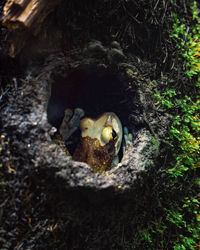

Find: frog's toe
112;155;119;167
68;108;85;131
60;108;85;141
69;108;85;125
61;109;73;127
123;127;133;155
64;108;73;120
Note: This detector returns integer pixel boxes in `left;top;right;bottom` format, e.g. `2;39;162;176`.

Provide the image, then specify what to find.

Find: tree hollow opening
47;65;134;169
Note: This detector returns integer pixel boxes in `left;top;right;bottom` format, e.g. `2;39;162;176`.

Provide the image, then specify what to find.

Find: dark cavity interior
47;66;130;130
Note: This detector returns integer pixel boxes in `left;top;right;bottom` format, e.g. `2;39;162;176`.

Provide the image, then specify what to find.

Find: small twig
154;0;160;10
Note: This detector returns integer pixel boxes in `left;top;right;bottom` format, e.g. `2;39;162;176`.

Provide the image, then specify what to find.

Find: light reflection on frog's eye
101;126;118;143
101;126;113;143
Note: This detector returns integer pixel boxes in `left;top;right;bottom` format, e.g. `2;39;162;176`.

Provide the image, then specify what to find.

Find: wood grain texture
2;0;61;57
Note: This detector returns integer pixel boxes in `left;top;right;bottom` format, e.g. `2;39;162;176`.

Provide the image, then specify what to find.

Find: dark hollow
47;66;130;129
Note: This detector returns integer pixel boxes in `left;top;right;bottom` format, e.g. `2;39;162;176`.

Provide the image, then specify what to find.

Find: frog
59;108;132;173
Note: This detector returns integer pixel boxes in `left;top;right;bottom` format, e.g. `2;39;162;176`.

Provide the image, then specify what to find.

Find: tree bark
2;0;61;57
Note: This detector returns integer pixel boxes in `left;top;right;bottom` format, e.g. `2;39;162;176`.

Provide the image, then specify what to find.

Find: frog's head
80;112;122;155
73;112;123;172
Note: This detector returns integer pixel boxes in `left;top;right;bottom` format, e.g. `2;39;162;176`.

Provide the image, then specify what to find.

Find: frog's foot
59;108;85;141
111;155;119;168
122;127;133;155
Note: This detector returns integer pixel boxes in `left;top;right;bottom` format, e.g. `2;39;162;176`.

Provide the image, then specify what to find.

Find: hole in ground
47;65;133;169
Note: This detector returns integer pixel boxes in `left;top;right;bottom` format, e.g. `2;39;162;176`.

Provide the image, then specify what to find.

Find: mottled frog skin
59;109;123;172
73;112;122;172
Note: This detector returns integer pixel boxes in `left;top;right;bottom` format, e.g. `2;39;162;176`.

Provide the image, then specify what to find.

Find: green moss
153;1;200;248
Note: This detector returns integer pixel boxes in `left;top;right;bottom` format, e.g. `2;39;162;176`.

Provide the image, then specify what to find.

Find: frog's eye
111;128;117;140
101;126;118;143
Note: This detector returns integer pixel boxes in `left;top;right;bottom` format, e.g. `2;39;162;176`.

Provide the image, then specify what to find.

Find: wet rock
108;48;126;64
111;41;122;50
84;40;107;58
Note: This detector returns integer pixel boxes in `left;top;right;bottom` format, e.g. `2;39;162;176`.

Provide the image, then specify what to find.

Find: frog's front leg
122;127;133;155
59;108;85;141
111;127;133;167
111;155;120;167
